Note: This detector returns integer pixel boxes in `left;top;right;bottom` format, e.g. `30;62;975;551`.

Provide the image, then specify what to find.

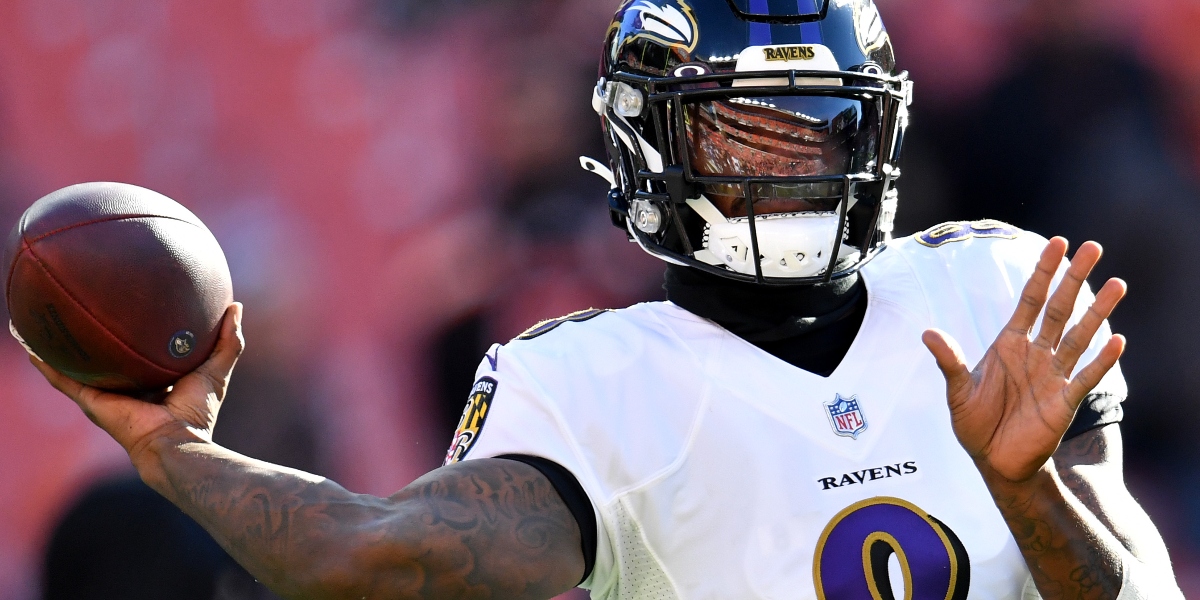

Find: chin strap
685;196;726;225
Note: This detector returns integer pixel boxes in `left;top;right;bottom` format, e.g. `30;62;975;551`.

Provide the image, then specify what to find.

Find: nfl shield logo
824;394;868;439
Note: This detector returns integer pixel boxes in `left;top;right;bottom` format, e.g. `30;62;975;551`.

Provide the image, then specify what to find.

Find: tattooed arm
148;441;584;599
978;424;1178;599
30;304;584;599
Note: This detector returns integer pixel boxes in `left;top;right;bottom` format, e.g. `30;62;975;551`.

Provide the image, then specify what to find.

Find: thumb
188;302;245;397
922;329;973;405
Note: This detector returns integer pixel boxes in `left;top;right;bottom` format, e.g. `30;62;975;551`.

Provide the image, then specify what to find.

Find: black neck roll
663;265;868;375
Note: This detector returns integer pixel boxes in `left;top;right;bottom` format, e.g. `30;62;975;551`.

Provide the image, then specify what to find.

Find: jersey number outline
516;308;610;340
916;220;1019;248
813;497;970;600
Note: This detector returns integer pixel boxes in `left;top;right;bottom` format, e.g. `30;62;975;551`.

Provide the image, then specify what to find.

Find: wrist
975;457;1059;499
129;423;209;495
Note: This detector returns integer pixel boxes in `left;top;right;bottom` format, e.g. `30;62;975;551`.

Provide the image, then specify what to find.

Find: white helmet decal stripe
626;0;698;50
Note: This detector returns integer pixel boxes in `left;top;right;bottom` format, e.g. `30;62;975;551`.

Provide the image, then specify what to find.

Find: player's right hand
28;303;244;469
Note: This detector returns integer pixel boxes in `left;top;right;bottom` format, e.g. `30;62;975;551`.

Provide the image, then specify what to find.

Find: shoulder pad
915;219;1021;248
516;308;611;341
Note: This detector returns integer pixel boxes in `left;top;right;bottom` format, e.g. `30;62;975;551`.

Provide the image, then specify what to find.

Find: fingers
1008;237;1069;334
1054;277;1127;375
29;354;87;403
922;329;973;406
191;302;245;397
27;355;109;425
1035;241;1102;349
1065;334;1126;404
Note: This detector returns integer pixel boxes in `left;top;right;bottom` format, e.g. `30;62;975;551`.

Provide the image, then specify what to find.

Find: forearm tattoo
993;486;1121;599
987;429;1125;600
159;443;583;600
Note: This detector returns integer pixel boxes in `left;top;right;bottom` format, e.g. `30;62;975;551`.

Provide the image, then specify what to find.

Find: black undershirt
504;263;1123;584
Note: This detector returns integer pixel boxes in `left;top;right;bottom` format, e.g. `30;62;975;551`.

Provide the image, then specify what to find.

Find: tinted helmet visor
682;94;880;218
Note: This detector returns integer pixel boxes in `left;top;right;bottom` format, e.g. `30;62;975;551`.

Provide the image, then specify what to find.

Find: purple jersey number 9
813;497;970;600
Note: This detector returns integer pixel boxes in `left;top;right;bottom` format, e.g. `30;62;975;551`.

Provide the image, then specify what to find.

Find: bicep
1053;424;1174;569
339;459;585;600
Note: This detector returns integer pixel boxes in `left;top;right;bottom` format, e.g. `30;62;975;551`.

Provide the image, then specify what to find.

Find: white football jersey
447;223;1126;600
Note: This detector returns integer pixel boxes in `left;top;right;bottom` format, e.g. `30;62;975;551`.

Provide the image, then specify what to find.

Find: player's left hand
922;238;1127;483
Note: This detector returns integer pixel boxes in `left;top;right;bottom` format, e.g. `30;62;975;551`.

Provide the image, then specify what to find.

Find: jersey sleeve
904;222;1128;408
441;343;613;589
1065;393;1123;439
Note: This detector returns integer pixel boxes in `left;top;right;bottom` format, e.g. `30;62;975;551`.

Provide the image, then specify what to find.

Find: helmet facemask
596;65;909;285
588;0;911;285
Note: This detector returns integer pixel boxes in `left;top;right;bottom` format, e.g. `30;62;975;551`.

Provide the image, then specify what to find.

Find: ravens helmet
582;0;912;284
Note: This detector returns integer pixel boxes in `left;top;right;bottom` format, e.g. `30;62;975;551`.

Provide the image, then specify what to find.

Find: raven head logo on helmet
614;0;700;52
583;0;913;285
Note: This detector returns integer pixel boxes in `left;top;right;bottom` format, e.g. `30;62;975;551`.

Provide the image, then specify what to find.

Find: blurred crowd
0;0;1195;598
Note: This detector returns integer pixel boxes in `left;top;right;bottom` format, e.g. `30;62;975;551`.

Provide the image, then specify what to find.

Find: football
2;182;234;394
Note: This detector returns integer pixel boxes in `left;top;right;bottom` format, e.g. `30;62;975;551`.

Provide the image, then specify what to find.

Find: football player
26;0;1184;598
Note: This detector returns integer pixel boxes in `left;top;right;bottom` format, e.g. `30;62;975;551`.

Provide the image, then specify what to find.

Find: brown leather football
2;182;234;393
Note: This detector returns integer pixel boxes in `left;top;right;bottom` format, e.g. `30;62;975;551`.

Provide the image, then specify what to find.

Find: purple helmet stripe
749;0;772;45
801;21;822;44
